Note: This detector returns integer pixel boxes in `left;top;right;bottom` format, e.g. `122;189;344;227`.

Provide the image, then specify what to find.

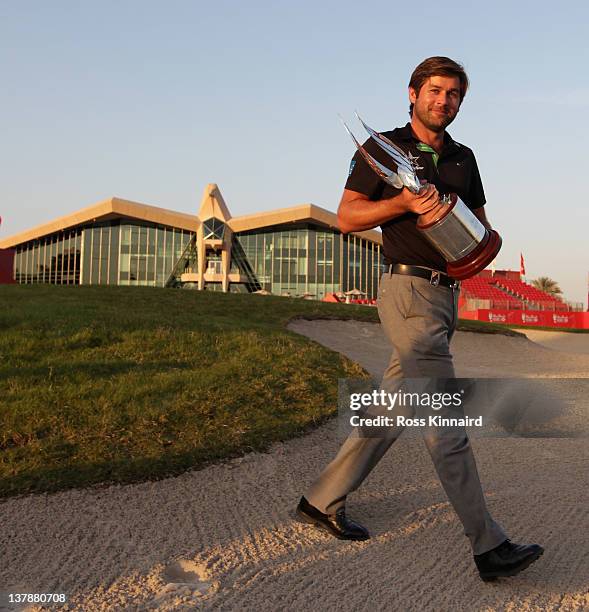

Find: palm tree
531;276;562;296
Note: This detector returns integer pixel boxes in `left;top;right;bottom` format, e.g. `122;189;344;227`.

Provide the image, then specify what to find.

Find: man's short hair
408;56;469;116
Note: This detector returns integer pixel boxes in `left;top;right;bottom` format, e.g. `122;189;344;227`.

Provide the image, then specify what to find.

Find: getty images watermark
349;388;482;428
338;378;589;439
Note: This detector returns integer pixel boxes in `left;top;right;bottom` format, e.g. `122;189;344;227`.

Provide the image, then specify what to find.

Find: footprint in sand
152;559;216;604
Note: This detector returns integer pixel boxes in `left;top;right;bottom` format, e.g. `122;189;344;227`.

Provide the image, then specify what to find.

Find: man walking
296;57;543;581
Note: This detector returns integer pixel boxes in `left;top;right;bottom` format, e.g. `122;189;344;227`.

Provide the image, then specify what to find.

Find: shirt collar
394;122;460;155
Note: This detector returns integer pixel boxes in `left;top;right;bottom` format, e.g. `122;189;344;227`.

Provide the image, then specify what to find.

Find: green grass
500;324;589;333
454;318;526;336
0;286;380;497
0;285;526;498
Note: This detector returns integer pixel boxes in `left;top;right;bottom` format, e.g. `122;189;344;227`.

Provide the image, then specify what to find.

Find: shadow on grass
0;412;338;499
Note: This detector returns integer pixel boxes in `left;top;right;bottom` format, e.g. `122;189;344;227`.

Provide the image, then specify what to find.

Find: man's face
409;75;462;132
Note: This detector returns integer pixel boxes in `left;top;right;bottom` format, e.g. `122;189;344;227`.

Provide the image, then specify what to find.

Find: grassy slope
0;285;524;498
1;286;377;497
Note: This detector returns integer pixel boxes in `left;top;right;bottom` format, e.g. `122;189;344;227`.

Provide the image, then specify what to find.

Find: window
202;217;225;240
206;253;222;274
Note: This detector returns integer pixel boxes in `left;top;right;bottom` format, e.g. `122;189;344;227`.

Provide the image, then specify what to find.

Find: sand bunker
0;322;587;611
522;329;589;355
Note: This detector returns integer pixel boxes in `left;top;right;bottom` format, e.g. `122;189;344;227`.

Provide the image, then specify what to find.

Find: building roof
199;184;233;222
0;197;200;248
0;193;382;248
229;203;382;243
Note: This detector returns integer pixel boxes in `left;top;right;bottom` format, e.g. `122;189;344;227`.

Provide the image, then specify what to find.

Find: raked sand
521;329;589;355
1;323;588;611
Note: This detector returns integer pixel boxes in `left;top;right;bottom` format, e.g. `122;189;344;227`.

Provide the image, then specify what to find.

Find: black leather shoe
295;496;370;541
475;539;544;581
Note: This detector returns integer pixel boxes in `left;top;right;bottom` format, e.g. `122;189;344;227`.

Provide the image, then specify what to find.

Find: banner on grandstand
460;309;589;329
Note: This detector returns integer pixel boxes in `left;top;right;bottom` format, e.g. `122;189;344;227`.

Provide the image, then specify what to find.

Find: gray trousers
305;272;507;555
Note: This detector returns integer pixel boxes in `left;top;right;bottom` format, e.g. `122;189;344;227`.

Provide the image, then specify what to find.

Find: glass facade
117;222;192;286
14;221;193;287
234;224;383;299
11;218;383;298
14;229;82;284
202;217;225;240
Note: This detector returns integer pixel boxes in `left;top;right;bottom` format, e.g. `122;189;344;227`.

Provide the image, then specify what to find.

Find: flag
520;253;526;277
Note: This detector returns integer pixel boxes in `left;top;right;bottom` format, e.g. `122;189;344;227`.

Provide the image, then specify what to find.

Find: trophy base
446;229;502;280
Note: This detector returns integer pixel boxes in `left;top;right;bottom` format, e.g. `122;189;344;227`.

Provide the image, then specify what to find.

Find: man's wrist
384;190;412;215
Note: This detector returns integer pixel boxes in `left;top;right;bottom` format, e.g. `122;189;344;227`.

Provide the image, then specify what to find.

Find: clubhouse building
0;184;384;299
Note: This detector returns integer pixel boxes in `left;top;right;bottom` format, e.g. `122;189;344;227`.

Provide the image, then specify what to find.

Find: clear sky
1;1;588;305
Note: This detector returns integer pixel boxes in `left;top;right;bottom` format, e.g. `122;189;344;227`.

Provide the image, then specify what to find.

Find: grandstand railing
463;298;521;311
462;297;581;312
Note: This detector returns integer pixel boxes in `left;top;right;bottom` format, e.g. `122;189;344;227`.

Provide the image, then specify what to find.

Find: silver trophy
341;113;502;280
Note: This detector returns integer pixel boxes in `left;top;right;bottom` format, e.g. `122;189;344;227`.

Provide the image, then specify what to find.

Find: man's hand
397;183;440;215
472;205;493;230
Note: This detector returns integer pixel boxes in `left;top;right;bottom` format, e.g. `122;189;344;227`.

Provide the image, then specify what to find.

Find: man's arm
472;205;492;230
337;185;440;234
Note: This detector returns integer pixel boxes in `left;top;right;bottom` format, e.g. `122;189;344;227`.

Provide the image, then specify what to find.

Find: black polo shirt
345;122;486;269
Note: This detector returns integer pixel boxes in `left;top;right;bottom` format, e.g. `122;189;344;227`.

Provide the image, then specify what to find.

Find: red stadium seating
460;273;569;312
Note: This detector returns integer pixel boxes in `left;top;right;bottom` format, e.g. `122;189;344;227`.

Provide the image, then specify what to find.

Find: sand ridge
522;329;589;355
0;322;588;611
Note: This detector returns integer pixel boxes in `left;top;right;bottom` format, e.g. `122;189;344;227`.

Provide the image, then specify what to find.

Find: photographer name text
349;414;483;427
